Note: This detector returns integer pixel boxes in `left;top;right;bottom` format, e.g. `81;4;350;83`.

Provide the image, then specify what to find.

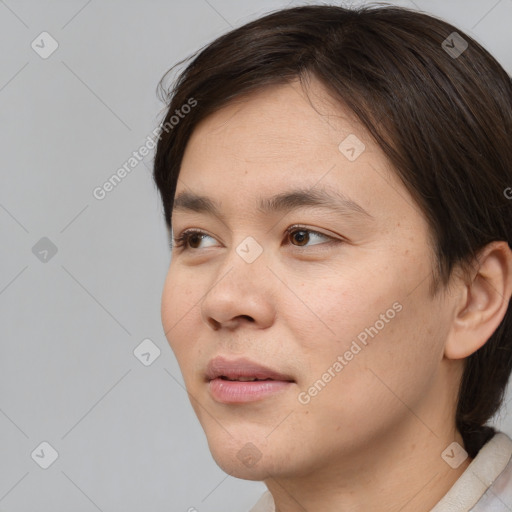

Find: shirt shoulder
431;432;512;511
470;434;512;511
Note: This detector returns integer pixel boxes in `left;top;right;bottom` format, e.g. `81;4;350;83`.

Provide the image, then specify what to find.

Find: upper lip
205;356;295;382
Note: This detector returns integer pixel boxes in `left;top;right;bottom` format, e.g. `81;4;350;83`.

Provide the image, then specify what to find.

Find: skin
161;78;512;511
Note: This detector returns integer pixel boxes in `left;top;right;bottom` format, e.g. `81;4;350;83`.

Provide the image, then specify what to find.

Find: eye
284;225;334;247
171;225;339;252
171;230;216;250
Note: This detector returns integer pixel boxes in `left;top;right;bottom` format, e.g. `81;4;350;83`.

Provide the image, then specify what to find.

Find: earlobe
444;241;512;360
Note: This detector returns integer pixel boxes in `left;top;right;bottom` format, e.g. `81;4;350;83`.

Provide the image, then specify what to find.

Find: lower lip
208;378;293;403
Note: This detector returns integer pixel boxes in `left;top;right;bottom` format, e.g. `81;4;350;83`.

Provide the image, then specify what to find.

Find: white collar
431;432;512;511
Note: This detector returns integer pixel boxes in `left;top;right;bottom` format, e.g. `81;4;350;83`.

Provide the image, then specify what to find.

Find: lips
205;356;294;382
205;356;295;403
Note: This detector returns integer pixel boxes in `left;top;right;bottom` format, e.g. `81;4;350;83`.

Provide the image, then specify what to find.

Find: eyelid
171;224;342;251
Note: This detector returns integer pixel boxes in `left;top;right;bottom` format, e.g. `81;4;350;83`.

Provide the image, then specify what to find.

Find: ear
444;241;512;360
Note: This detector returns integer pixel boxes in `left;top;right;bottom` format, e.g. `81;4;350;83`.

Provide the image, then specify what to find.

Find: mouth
219;376;276;382
205;356;295;403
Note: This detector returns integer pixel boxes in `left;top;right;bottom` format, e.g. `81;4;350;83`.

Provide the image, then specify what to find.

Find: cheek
161;265;201;359
296;266;443;405
293;327;431;452
299;262;399;351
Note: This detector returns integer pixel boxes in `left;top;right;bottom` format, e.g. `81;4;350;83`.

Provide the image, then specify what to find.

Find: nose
199;241;276;331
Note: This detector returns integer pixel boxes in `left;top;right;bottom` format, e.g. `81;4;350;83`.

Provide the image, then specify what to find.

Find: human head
153;4;512;466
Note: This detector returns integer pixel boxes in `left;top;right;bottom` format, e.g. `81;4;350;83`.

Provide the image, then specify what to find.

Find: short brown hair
153;4;512;458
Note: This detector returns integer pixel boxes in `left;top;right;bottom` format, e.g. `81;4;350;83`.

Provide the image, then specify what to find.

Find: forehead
183;79;359;161
175;79;420;228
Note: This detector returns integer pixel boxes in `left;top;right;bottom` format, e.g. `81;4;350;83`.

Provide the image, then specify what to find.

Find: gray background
1;0;511;511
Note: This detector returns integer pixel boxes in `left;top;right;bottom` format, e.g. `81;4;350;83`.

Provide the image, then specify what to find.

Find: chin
203;427;281;480
213;454;272;481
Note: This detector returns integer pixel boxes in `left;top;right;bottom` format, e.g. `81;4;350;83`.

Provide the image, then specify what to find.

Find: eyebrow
172;186;373;221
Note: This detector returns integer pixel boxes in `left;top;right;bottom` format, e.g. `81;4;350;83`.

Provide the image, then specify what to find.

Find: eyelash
171;225;340;252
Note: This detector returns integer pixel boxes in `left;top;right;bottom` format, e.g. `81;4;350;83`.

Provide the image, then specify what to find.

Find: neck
264;416;471;512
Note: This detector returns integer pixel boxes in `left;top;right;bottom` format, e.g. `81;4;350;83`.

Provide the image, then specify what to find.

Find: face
161;79;459;481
